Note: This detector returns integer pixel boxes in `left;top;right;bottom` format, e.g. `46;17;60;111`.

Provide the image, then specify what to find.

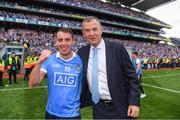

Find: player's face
131;53;135;59
82;19;103;47
56;31;74;57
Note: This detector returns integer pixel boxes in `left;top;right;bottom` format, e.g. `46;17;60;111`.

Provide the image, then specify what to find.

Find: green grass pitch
0;69;180;119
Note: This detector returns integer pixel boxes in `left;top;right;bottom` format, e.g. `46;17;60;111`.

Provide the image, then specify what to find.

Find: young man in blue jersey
131;51;146;98
29;28;83;119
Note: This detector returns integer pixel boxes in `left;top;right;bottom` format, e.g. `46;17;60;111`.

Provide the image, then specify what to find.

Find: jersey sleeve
136;58;140;64
41;58;49;74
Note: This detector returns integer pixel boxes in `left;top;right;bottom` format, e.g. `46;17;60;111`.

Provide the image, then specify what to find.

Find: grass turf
0;69;180;119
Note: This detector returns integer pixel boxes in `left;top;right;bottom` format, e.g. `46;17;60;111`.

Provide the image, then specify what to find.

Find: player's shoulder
74;53;82;63
104;39;124;47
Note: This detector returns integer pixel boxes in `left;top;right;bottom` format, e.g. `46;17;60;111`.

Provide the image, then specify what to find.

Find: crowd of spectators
0;27;88;53
0;27;179;60
0;10;81;28
0;1;169;30
0;27;54;48
123;40;179;59
0;41;5;50
0;0;178;67
0;28;7;49
0;10;165;40
53;0;168;26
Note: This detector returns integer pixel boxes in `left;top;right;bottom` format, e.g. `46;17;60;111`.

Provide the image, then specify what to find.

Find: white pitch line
142;83;180;94
142;73;180;79
0;73;179;92
0;85;47;92
2;83;180;95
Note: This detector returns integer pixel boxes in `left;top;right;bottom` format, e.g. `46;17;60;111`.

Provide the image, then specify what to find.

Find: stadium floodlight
100;0;108;2
167;42;175;46
159;41;175;46
159;41;165;44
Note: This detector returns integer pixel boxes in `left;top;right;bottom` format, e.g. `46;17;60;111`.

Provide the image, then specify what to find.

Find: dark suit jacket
78;39;140;118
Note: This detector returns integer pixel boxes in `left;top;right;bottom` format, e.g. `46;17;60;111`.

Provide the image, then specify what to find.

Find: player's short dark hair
132;51;138;56
55;27;74;39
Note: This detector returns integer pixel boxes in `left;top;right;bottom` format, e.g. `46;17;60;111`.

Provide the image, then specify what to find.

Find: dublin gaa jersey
41;52;83;117
132;58;142;75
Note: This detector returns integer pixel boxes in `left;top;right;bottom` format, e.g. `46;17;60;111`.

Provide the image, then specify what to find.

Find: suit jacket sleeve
118;43;140;106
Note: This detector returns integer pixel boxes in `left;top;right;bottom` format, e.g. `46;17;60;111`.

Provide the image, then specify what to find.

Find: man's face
82;19;103;47
11;53;15;58
56;31;74;56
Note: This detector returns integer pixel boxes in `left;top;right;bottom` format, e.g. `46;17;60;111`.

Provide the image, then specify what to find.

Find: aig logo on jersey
54;72;78;87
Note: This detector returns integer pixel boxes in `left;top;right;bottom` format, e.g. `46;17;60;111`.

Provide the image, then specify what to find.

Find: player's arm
29;50;51;88
136;59;140;73
29;63;45;88
136;62;140;73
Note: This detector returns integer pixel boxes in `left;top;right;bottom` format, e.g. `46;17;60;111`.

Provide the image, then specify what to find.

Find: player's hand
127;105;139;118
37;49;52;64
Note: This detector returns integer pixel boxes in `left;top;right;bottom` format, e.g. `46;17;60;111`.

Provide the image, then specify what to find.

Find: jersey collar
56;52;76;62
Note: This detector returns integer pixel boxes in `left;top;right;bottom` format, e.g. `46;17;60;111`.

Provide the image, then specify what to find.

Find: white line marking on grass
0;86;47;92
142;83;180;94
142;73;180;79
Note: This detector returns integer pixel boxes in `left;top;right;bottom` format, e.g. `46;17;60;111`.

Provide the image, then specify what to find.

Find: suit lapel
84;45;90;75
104;40;112;81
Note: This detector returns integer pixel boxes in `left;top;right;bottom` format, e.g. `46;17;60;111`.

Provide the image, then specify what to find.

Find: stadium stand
37;0;171;27
171;37;180;47
0;0;179;70
0;0;180;119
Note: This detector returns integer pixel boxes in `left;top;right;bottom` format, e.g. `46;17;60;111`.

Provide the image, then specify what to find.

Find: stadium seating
0;0;179;69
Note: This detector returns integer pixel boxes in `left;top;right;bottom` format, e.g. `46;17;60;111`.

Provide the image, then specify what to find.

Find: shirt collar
90;39;105;50
56;51;76;62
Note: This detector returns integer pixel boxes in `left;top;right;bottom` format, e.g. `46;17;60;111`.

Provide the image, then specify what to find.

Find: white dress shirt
87;39;111;100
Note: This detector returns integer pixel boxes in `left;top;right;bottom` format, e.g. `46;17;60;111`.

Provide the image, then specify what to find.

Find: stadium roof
107;0;176;11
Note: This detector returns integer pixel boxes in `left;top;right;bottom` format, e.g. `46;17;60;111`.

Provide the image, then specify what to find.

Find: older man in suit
78;16;140;119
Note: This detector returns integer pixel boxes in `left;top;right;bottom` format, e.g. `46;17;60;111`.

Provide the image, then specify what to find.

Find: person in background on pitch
29;28;83;119
0;57;5;86
6;52;20;84
23;54;33;81
131;51;146;98
78;16;140;119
